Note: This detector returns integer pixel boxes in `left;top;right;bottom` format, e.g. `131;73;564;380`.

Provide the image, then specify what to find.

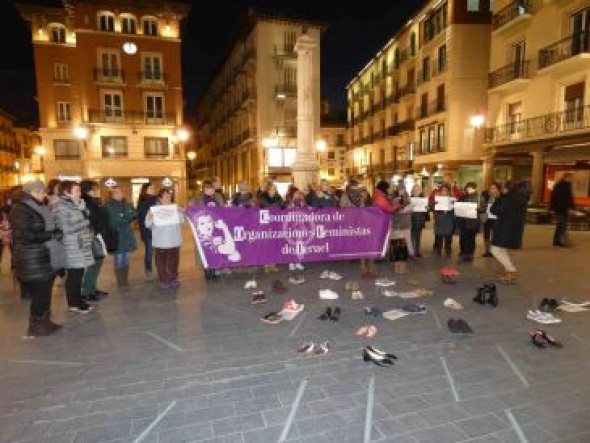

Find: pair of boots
115;266;130;291
474;283;498;306
27;312;62;337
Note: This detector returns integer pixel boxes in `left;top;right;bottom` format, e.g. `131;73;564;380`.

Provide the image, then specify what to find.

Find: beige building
14;126;44;184
346;0;492;190
318;114;347;187
18;0;191;204
193;13;324;196
485;0;590;205
0;109;19;190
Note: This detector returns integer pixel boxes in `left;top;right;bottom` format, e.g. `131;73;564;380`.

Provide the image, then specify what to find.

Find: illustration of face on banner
186;206;391;269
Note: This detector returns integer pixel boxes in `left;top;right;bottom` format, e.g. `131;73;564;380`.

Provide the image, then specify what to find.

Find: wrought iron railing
538;31;590;69
399;119;416;132
275;84;297;97
488;60;530;89
492;0;531;30
485;105;590;143
88;109;175;125
417;98;446;119
274;44;296;57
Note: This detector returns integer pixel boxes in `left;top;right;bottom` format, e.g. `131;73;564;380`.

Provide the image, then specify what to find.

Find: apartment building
346;0;491;190
18;0;190;204
318;114;347;187
485;0;590;205
0;109;19;190
194;12;323;196
14;126;44;184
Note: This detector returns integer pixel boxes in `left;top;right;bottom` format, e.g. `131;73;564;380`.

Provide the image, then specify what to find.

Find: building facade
318;114;347;187
18;0;190;204
193;13;323;196
0;109;19;190
484;0;590;205
14;126;44;184
346;0;492;191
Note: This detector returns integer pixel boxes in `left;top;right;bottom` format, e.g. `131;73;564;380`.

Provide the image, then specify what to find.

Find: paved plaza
0;224;589;443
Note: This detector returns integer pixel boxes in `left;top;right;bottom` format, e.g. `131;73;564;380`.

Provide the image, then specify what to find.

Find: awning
545;145;590;163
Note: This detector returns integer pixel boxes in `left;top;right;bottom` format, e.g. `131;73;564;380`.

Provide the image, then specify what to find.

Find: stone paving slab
0;225;589;442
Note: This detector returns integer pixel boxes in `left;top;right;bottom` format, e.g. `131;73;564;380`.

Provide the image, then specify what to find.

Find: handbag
92;234;107;259
46;238;67;270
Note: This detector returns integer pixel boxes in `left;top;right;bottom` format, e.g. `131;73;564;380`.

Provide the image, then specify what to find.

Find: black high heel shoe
329;307;341;322
366;345;397;360
318;307;332;321
362;349;394;366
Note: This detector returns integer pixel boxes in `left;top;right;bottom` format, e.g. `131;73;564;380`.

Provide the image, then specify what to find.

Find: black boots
474;283;498;306
27;312;63;337
115;266;130;291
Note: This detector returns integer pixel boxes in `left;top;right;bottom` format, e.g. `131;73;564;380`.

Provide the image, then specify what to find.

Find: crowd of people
0;171;575;338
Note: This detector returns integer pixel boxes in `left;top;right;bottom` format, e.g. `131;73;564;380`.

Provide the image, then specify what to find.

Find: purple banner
186;206;391;269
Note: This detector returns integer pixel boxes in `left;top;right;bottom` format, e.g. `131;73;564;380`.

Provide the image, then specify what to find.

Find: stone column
530;149;545;204
482;150;495;189
291;32;319;190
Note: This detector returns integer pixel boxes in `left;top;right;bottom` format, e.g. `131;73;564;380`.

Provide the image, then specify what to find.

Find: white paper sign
410;197;429;213
151;204;181;227
434;196;454;211
454;202;478;219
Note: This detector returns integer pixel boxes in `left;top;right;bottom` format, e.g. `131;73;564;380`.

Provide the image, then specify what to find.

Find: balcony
138;71;167;87
492;0;532;34
485;105;590;145
93;68;124;84
488;61;530;92
397;83;416;100
399;119;416;133
386;124;400;137
275;84;297;99
274;44;296;58
87;109;175;125
538;31;590;75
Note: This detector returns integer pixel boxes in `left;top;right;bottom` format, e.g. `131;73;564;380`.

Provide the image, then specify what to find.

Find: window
120;15;136;34
394;48;401;69
98;51;120;79
53;140;80;159
437;124;445;150
467;0;480;12
438;45;447;73
419;129;427;154
142;54;163;81
410;33;416;56
145;94;164;121
420;93;428;119
102;92;123;120
101;136;128;158
144;137;169;158
336;134;345;145
571;8;590;54
53;63;69;82
327;151;336;160
437;84;445;112
49;25;66;43
328;168;335;176
142;17;158;36
508;101;522;134
98;12;115;32
512;41;526;76
424;3;448;43
56;102;71;122
422;56;430;82
268;147;296;167
428;126;436;152
564;82;585;125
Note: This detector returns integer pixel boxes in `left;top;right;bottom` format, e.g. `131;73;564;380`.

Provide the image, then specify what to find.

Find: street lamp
470;114;485;129
73;126;88;139
186;151;196;161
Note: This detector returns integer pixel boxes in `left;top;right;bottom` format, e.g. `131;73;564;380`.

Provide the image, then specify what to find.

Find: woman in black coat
490;180;527;284
9;180;63;336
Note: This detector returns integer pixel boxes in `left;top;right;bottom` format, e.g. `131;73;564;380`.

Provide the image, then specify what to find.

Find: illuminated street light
34;146;46;156
186;151;196;161
73;126;88;139
469;114;485;129
315;139;327;152
176;128;189;142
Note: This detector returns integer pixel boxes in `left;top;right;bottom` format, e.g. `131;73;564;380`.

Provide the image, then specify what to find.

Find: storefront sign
186;206;391;269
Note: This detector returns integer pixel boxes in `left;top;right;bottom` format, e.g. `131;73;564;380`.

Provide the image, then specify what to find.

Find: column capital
294;34;317;52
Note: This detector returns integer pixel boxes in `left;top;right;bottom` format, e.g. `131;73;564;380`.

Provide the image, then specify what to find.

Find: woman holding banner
145;188;185;290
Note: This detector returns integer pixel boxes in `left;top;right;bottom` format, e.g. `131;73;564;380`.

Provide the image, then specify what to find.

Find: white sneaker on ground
382;290;399;297
289;263;296;271
375;278;396;287
351;290;364;300
295;263;305;271
319;270;331;279
328;271;342;280
289;276;305;285
319;289;339;300
244;280;257;289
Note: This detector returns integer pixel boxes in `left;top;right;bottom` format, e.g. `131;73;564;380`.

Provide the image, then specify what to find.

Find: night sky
1;0;423;126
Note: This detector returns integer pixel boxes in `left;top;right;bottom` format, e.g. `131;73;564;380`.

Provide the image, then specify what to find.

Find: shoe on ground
289;275;305;285
355;325;369;336
363;348;394;366
85;293;101;302
527;310;561;324
261;312;283;324
456;319;473;333
95;290;109;297
365;325;377;337
366;345;396;360
329;307;341;322
295;263;305;270
319;307;332;320
319;270;331;279
444;298;463;310
314;341;330;355
447;318;460;333
251;293;267;305
283;299;304;312
68;303;94;314
288;263;296;271
351;290;364;300
319;289;339;300
329;271;343;280
375;278;396;287
244;280;257;289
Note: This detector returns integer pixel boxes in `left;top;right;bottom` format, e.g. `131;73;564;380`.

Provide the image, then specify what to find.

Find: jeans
114;252;129;269
23;279;54;317
553;212;568;245
434;235;452;252
459;229;478;257
143;238;153;273
65;268;85;308
82;257;103;295
154;247;180;284
411;228;423;254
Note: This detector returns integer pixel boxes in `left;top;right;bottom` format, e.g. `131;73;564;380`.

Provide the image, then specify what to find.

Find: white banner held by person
151;204;181;227
434;196;454;211
410;197;429;213
454;202;478;219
